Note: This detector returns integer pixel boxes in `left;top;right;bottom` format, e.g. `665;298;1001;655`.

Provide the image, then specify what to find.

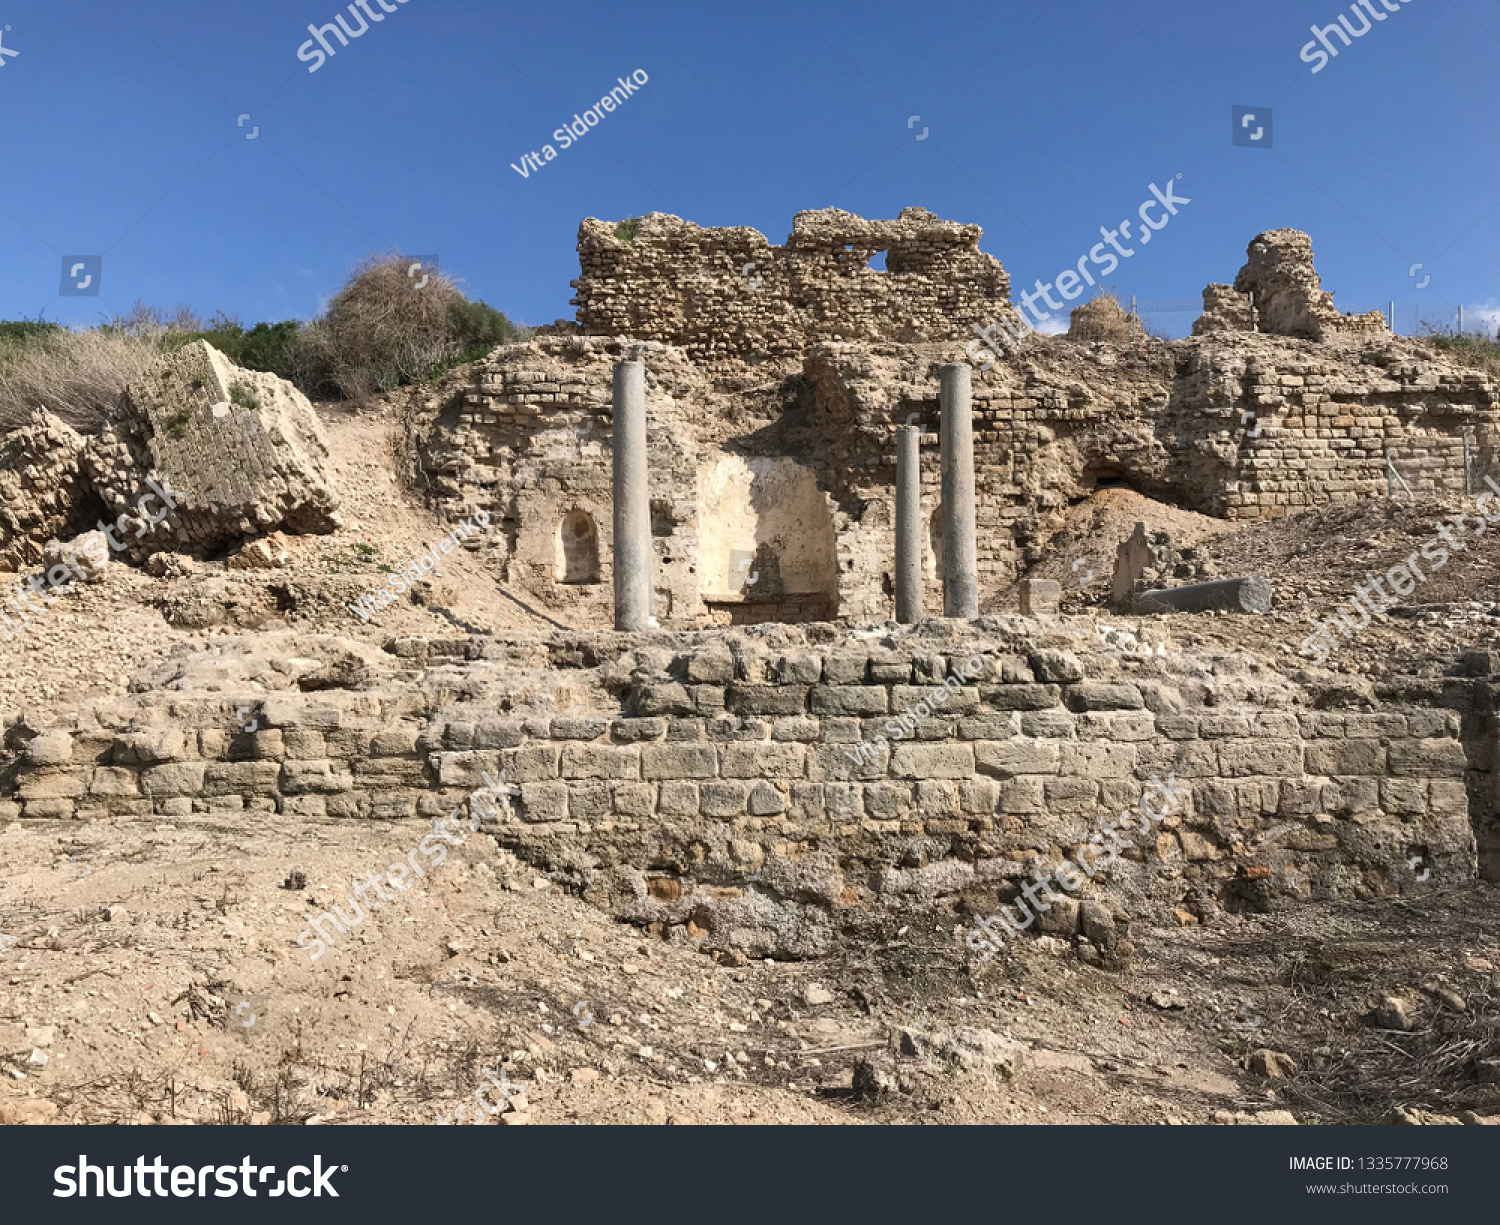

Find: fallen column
939;364;978;619
1134;577;1272;615
895;424;923;623
611;360;652;631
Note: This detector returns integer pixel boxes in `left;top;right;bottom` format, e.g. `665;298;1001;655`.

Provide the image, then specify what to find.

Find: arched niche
557;509;601;584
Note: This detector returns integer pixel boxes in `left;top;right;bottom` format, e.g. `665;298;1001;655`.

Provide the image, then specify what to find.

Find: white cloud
1464;302;1500;336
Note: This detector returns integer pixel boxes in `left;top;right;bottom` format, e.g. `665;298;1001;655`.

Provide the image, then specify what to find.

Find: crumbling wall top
573;208;1015;360
1232;228;1388;341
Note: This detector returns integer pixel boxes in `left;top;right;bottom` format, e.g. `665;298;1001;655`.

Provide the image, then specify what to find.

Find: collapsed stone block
1019;578;1060;615
83;340;340;561
226;533;292;570
42;531;109;584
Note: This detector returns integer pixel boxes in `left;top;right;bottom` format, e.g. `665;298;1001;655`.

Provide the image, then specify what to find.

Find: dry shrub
0;327;167;433
1425;328;1500;379
115;301;207;335
1068;291;1139;344
293;256;461;403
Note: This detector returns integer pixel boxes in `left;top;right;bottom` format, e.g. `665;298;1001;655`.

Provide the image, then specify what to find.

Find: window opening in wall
557;510;601;584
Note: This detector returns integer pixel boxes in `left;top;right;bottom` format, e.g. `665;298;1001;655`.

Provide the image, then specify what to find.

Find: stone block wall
0;410;94;571
572;208;1021;361
1167;341;1500;517
3;627;1489;958
1233;228;1388;341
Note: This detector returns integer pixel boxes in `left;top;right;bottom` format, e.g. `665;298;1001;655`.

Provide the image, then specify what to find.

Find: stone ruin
0;411;94;572
2;212;1497;958
380;209;1499;914
1110;522;1220;611
1228;228;1389;341
0;339;341;571
572;207;1025;361
0;623;1485;956
410;216;1497;636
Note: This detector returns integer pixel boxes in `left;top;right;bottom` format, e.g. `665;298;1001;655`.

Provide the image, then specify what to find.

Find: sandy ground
2;811;1495;1126
1;400;1498;1127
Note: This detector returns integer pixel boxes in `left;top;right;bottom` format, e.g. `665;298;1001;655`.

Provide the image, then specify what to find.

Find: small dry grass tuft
1068;291;1139;344
1425;329;1500;379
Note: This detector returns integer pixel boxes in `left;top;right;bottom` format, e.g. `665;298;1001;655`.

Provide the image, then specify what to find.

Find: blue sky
2;0;1496;338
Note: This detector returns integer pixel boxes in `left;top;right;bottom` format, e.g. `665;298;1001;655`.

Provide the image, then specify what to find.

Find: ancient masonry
0;339;341;571
414;215;1497;630
3;211;1498;958
0;625;1488;956
571;208;1024;361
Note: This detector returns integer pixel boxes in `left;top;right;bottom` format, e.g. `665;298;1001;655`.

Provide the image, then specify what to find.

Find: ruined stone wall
0;411;94;571
572;208;1020;360
1168;338;1499;517
414;338;710;628
1233;229;1389;341
0;342;342;572
1192;284;1255;335
409;330;1499;627
401;213;1500;628
2;626;1488;958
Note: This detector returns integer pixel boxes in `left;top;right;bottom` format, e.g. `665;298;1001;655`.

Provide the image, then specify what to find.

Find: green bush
161;315;302;382
447;297;525;365
235;320;302;375
0;316;62;345
615;217;643;243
